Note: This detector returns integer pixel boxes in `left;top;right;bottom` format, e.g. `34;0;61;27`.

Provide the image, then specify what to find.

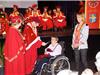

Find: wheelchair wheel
40;62;52;75
51;56;70;75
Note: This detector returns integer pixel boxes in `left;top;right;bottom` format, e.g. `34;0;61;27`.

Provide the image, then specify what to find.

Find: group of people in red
24;4;67;31
0;3;67;36
3;4;46;75
0;3;67;75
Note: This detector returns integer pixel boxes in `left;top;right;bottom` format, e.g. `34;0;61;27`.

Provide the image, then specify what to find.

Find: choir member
9;5;22;26
41;6;53;31
0;8;9;35
22;15;46;74
53;6;66;31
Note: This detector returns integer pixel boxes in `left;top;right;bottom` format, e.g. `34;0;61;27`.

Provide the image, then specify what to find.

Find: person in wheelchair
34;36;62;74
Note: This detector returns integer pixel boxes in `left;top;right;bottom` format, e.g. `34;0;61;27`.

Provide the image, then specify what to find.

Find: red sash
73;27;80;49
73;23;85;49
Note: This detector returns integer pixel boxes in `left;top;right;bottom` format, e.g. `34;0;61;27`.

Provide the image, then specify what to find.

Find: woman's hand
42;42;47;46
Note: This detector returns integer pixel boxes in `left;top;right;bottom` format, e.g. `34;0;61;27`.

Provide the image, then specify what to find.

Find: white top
72;24;89;50
45;43;62;56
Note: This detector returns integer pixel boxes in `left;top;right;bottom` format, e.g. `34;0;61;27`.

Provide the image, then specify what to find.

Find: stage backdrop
85;1;100;29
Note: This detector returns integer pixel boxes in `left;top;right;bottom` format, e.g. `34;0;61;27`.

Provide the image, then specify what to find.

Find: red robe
9;12;21;24
57;16;66;28
23;24;37;46
53;13;66;28
3;27;25;75
23;23;42;74
24;12;33;24
0;18;9;35
41;14;53;30
32;10;41;24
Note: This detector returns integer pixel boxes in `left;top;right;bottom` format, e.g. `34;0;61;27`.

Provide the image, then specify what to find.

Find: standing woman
23;7;46;74
72;12;89;75
41;6;53;31
53;6;66;31
9;5;22;26
3;22;25;75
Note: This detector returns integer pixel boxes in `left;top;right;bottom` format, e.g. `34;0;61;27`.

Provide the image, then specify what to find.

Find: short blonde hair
76;12;85;22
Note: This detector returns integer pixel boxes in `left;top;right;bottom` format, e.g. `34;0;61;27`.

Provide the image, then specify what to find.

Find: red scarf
73;23;85;49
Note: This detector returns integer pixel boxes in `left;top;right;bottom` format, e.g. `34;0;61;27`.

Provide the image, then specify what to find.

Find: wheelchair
37;41;70;75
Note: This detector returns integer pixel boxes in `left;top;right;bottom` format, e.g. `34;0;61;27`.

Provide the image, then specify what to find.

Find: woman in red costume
32;4;43;32
3;21;25;75
32;4;41;24
24;8;29;19
41;6;53;31
23;13;46;74
9;5;22;26
24;7;33;24
0;8;9;35
53;6;66;31
25;7;33;19
52;9;58;31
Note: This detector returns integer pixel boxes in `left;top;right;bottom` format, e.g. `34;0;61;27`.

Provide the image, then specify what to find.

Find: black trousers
74;49;88;75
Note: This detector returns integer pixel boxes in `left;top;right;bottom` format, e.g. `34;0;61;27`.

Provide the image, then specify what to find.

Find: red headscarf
13;5;18;9
32;3;37;8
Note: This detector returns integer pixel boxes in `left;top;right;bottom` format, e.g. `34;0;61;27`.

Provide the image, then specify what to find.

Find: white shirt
72;24;89;50
45;43;62;56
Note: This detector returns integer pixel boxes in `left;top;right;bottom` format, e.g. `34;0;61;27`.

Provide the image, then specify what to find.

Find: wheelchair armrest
41;63;47;69
49;55;63;63
49;56;57;63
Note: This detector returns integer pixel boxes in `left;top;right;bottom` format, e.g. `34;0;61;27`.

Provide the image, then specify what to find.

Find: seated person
34;36;62;74
44;36;62;56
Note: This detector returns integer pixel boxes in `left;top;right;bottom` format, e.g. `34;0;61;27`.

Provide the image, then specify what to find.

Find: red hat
13;5;18;9
32;3;37;8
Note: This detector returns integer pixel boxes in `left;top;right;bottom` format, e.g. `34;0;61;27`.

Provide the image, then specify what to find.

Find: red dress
9;11;21;25
3;27;25;75
41;13;53;30
32;10;41;24
23;23;42;74
24;11;33;23
0;17;9;35
53;12;66;28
